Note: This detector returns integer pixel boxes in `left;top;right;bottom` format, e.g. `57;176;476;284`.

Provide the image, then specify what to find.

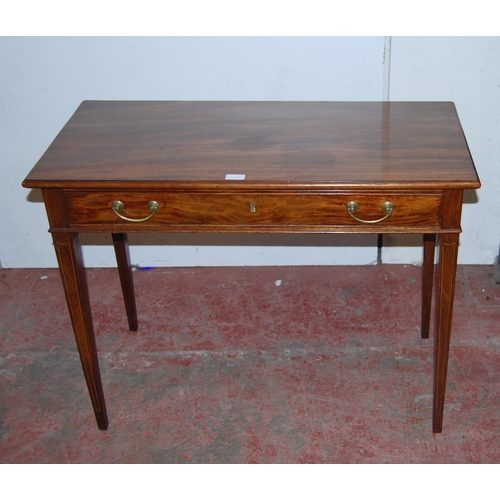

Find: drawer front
65;191;442;229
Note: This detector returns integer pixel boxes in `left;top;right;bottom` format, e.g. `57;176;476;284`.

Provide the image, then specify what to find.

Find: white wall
0;36;384;268
1;36;497;268
382;36;500;265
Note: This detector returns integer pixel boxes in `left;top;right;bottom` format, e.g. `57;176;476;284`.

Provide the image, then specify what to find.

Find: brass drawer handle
346;201;394;224
111;200;160;222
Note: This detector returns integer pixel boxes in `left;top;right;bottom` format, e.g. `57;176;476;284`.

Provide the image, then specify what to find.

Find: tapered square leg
52;232;109;430
432;232;459;433
422;234;436;339
112;233;138;331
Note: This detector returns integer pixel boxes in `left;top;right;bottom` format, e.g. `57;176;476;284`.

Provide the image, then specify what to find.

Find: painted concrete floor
1;264;499;463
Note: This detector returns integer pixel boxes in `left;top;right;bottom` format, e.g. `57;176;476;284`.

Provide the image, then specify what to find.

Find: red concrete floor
1;264;499;463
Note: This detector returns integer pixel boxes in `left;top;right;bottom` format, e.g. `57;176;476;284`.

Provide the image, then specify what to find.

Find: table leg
112;233;138;332
432;232;459;433
52;232;109;430
421;234;436;339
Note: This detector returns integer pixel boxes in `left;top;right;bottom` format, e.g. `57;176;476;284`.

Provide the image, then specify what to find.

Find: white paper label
225;174;246;180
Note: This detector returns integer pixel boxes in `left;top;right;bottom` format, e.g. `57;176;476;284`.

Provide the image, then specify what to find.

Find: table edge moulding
22;101;481;433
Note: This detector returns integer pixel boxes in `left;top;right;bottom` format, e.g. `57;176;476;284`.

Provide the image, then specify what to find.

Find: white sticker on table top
225;174;246;180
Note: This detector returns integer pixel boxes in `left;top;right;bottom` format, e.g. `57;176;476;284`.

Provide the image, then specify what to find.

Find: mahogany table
23;101;480;432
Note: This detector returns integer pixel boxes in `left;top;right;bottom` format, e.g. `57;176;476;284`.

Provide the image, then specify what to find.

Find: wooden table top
23;101;480;191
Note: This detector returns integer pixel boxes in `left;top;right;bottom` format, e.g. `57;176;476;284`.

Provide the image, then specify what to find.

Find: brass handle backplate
346;201;394;224
111;200;160;222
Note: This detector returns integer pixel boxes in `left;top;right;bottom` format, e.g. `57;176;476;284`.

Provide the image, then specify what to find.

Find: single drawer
64;191;443;229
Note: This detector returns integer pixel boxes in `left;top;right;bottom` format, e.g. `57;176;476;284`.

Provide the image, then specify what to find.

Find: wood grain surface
23;101;480;190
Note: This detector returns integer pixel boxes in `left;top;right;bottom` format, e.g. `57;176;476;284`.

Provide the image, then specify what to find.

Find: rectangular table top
23;101;480;191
